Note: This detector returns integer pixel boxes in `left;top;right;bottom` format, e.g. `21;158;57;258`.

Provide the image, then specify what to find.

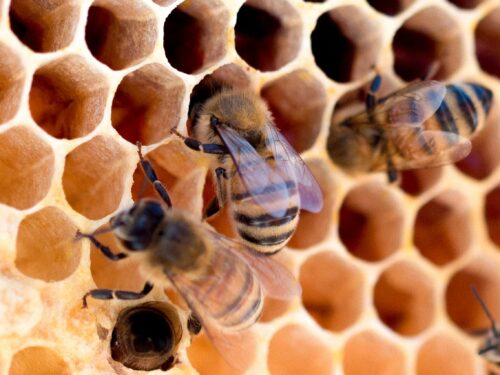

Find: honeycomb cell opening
15;207;81;282
343;330;406;375
399;168;443;196
111;64;185;145
447;0;485;9
0;126;54;210
338;182;404;262
392;7;463;81
485;185;500;248
9;346;71;375
367;0;415;16
9;0;79;53
29;55;108;139
416;333;475;375
0;43;25;125
300;251;364;332
476;8;500;78
235;0;302;72
374;261;435;336
261;69;326;153
311;6;382;83
85;0;157;70
267;324;334;375
163;0;230;74
446;258;500;332
62;136;129;220
414;190;472;266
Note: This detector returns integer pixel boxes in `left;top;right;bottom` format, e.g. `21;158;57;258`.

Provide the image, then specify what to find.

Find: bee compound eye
210;115;219;127
111;302;183;371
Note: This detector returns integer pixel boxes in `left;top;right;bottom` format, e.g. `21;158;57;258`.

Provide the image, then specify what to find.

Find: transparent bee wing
215;124;291;218
264;125;324;213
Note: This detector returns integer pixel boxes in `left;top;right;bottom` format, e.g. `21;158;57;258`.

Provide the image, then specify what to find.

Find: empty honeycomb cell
311;6;382;83
85;0;157;70
267;324;334;375
416;333;475;375
62;136;129;220
29;55;107;139
338;182;404;262
446;257;500;332
288;159;337;249
475;7;500;78
259;297;291;323
9;0;79;53
374;260;435;335
447;0;484;9
414;190;472;266
15;207;81;282
188;333;240;375
261;69;326;153
485;185;500;248
163;0;230;74
343;330;406;375
392;7;463;81
9;346;71;375
235;0;302;72
111;63;185;145
367;0;415;16
0;43;25;125
399;168;443;196
0;126;54;209
300;251;364;332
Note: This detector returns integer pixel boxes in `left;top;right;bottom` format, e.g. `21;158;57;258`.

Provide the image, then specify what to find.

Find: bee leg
187;314;202;335
76;230;127;261
366;73;382;111
171;129;228;155
137;142;173;208
386;158;399;183
204;198;220;218
82;282;153;308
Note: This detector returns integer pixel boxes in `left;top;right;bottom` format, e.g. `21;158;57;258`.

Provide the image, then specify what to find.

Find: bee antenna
470;285;499;337
479;343;498;355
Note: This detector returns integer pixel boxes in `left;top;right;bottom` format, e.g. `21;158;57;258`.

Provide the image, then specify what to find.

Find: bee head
111;200;165;251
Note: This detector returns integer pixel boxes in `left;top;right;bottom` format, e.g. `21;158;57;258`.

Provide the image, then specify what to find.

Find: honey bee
328;75;493;182
76;144;301;370
172;83;323;255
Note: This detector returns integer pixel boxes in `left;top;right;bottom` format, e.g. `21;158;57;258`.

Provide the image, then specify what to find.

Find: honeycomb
1;0;500;374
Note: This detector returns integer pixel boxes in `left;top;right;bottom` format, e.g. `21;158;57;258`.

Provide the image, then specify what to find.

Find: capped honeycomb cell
15;206;81;282
311;6;382;83
300;251;364;332
367;0;415;16
339;182;404;262
0;126;54;209
261;69;326;153
9;0;80;53
485;185;500;248
343;330;406;375
475;8;500;78
62;136;129;220
111;63;185;145
400;168;443;196
0;43;25;125
164;0;230;75
9;346;70;375
235;0;302;72
85;0;157;70
29;55;108;139
414;190;472;266
392;7;463;81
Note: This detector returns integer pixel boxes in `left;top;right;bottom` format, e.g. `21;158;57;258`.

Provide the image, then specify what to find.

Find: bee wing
265;125;324;213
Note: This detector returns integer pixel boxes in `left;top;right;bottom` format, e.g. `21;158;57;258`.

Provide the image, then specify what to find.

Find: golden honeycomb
1;0;500;374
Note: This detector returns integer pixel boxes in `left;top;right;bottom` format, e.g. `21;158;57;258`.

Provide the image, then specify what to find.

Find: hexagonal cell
9;0;80;52
475;7;500;78
111;63;185;145
9;347;70;375
0;126;54;209
235;0;302;72
343;330;406;375
367;0;415;15
300;251;364;332
288;159;337;249
416;333;475;375
399;168;443;196
446;257;500;332
414;190;472;266
29;55;108;139
447;0;485;9
62;136;130;220
261;69;326;153
0;43;25;125
85;0;157;70
15;207;81;282
164;0;230;74
311;6;382;83
374;260;435;336
392;7;463;81
338;182;404;262
267;324;334;375
485;185;500;248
